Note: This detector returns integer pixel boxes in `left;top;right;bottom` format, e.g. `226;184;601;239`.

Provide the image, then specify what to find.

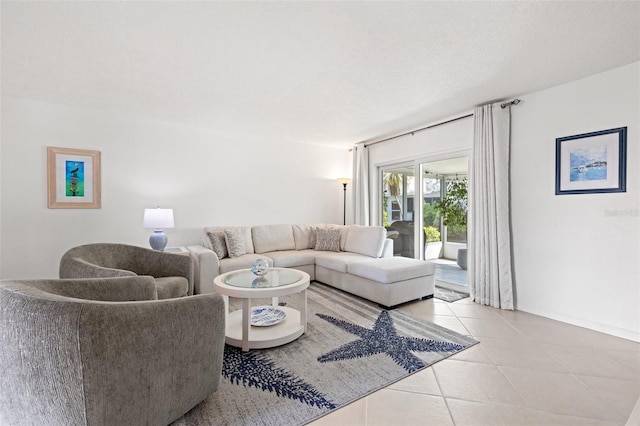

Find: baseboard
516;304;640;342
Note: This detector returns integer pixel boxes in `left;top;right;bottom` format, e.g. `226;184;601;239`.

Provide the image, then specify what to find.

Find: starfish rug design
317;311;464;372
222;345;336;409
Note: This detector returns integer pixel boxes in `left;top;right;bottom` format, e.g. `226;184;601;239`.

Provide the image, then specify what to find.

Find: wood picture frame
555;127;627;195
47;146;101;208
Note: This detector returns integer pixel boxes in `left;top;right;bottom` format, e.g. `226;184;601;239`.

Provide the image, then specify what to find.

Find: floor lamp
337;178;351;225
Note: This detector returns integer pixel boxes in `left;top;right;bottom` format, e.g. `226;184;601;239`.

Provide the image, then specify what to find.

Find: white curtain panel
352;144;370;225
469;103;514;309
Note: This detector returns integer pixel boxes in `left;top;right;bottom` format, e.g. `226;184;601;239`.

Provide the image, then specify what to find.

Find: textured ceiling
2;1;639;148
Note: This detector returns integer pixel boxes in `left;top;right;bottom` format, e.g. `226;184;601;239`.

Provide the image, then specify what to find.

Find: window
391;201;401;221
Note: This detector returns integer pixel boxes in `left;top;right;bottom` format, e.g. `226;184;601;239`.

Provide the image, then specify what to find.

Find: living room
1;1;639;425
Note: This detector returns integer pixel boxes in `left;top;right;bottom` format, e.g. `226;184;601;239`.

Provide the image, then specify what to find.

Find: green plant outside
434;179;467;229
424;226;441;242
383;172;404;220
422;201;441;229
382;190;390;228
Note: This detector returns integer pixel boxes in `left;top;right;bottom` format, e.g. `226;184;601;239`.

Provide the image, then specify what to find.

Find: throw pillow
314;227;341;252
293;224;316;250
206;230;228;259
309;226;319;249
224;227;247;258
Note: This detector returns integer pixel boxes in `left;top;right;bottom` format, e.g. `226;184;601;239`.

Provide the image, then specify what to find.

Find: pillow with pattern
206;230;228;259
314;227;341;252
224;227;247;258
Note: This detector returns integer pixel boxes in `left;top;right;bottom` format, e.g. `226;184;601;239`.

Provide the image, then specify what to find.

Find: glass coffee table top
221;268;304;289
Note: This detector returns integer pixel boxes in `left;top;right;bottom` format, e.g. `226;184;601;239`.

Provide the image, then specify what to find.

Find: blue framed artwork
555;127;627;195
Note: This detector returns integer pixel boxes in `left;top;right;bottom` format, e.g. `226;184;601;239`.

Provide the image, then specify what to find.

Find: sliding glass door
380;157;468;265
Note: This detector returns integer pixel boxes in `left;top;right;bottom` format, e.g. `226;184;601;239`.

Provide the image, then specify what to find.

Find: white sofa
187;224;435;308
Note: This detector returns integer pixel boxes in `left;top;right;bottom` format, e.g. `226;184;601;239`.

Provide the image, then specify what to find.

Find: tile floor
309;296;640;426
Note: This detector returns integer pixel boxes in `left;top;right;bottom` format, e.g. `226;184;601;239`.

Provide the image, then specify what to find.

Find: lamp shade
337;177;352;185
143;208;174;229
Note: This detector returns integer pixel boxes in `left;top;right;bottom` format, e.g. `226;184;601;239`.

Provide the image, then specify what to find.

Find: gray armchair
60;243;194;298
0;276;225;426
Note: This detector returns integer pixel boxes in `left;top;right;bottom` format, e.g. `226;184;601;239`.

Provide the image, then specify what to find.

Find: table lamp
143;207;174;251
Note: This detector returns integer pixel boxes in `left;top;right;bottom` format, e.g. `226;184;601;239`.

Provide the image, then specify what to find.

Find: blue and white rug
173;283;477;425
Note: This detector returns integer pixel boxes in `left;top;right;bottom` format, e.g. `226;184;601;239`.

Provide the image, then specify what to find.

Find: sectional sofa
187;224;435;308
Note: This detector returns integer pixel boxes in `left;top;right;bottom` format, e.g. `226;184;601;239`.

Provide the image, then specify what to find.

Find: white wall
0;96;349;279
511;62;639;341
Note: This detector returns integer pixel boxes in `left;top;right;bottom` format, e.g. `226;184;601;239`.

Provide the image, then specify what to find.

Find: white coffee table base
225;302;306;351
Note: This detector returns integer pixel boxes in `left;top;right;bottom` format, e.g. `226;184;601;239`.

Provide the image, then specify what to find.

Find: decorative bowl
251;307;286;326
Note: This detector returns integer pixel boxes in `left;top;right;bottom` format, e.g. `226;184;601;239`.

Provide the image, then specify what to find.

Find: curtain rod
362;98;520;148
363;113;473;148
501;98;521;109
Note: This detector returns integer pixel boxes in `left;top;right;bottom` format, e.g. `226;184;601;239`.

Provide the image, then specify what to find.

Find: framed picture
47;147;101;208
555;127;627;195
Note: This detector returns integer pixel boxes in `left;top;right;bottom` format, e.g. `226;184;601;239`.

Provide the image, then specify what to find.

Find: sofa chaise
188;224;435;308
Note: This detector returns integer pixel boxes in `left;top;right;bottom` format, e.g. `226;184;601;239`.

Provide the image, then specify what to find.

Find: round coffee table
213;267;310;351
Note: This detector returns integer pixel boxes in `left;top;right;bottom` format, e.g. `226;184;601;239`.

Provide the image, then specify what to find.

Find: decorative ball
251;258;269;276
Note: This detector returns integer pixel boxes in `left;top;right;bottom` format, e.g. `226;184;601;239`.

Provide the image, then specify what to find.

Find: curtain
469;103;514;309
352;144;370;225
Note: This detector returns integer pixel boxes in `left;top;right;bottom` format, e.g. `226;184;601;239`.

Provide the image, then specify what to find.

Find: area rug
172;283;477;426
434;286;470;303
